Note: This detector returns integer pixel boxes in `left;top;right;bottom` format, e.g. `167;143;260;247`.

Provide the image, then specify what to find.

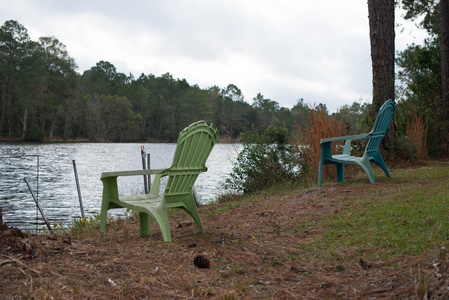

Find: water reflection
0;143;241;232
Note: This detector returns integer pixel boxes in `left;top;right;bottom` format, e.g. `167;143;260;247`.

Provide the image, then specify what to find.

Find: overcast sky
1;0;427;112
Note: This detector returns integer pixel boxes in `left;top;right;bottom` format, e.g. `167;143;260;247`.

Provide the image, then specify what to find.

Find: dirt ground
1;183;448;299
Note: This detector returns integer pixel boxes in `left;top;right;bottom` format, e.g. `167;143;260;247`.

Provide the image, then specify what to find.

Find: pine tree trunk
441;0;449;151
368;0;396;147
21;108;28;139
0;76;10;139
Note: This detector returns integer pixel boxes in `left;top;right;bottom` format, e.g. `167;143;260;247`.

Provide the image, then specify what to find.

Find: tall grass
293;108;346;183
406;111;428;160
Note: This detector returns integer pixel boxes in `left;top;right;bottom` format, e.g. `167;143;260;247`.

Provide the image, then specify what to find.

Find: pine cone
193;255;210;268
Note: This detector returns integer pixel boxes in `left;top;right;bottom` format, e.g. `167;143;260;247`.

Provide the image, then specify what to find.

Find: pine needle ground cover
1;161;449;299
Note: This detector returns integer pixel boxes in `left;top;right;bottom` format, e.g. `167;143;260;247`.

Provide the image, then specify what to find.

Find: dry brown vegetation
294;108;346;184
1;162;449;299
407;111;428;160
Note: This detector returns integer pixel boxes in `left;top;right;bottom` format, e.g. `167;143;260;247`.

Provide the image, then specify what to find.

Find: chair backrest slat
366;100;396;153
164;121;219;200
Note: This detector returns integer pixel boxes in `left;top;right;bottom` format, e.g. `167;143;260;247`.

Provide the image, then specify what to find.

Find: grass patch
304;163;449;260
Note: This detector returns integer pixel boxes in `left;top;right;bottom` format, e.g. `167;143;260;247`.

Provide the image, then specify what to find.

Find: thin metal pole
141;146;148;193
24;177;52;232
35;155;40;233
147;153;151;193
72;160;85;218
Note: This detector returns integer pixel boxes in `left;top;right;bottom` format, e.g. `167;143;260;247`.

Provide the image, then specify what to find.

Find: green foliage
90;94;142;142
291;98;311;131
396;0;449;157
81;60;127;96
24;125;44;142
43;214;102;237
337;100;372;134
396;39;445;156
224;124;305;194
215;191;244;204
69;215;101;237
395;135;418;160
401;0;441;35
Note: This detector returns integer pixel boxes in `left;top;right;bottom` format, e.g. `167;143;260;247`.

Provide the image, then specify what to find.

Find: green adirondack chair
99;121;219;242
317;99;396;187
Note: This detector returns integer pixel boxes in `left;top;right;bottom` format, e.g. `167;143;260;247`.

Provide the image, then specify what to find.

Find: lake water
0;143;242;232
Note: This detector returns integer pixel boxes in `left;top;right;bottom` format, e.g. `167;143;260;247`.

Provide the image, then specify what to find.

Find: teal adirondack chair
317;99;396;187
100;121;219;242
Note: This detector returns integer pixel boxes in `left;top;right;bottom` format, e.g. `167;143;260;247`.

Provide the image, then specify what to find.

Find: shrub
24;125;44;142
396;135;418;161
224;124;305;194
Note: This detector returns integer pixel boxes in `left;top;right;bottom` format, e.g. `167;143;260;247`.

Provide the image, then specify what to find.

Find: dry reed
406;112;428;160
294;108;346;183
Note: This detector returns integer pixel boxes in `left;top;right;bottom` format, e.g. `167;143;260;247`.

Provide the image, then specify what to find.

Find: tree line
0;20;322;143
1;0;448;159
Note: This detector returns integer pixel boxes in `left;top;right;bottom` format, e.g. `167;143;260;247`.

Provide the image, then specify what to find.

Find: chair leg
359;162;376;184
183;197;205;234
336;163;345;183
188;209;205;234
139;212;151;237
317;159;324;187
100;200;109;237
371;152;390;177
151;212;172;242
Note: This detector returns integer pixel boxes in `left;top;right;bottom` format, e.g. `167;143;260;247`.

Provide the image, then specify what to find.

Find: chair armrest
101;169;168;197
320;133;369;144
321;133;369;156
101;169;166;179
